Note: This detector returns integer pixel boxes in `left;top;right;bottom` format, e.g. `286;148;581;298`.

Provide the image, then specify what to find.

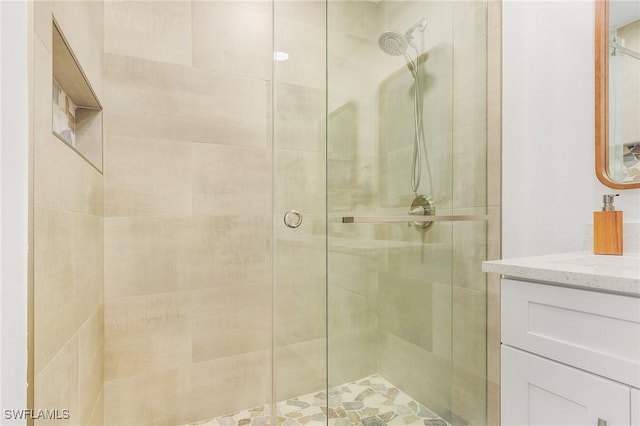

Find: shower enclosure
29;1;495;425
324;2;490;425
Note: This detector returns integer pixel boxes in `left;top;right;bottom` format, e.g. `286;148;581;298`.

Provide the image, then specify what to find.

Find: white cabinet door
502;346;631;426
632;388;640;426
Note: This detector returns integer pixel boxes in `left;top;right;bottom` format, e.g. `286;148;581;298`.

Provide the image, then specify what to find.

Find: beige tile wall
327;248;378;388
103;0;329;423
102;1;274;424
32;1;105;424
326;0;381;393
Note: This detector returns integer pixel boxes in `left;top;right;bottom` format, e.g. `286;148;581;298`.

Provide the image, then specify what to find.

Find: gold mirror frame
595;0;640;189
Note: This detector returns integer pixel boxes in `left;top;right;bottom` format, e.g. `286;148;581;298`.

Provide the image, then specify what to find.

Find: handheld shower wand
377;18;428;78
378;18;435;229
377;30;417;78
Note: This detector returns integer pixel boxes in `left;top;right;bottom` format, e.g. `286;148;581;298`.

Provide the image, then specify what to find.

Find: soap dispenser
593;194;623;255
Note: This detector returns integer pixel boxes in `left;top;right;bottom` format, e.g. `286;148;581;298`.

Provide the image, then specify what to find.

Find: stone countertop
482;251;640;296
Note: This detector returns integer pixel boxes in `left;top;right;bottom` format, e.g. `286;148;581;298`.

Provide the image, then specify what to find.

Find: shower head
378;30;417;78
378;18;428;56
378;30;408;56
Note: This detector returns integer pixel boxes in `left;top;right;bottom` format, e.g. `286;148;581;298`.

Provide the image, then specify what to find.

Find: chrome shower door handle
284;210;303;229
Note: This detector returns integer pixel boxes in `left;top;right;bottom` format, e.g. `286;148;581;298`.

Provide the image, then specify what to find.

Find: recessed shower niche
51;20;103;172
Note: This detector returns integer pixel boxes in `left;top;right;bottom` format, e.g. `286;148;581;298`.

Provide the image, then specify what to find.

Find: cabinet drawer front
502;278;640;387
502;346;630;426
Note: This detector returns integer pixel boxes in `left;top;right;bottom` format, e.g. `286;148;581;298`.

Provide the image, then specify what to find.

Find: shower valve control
408;195;435;230
284;210;303;229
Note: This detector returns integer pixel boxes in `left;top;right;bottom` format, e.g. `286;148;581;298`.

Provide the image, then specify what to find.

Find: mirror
595;0;640;188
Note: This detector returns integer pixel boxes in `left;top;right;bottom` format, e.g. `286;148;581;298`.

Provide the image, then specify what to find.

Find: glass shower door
326;1;488;425
272;0;328;423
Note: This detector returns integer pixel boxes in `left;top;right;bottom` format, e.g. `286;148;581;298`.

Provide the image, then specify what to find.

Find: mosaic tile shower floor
191;374;449;426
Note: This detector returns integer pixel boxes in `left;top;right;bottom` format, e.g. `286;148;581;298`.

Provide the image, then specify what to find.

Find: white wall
0;1;29;424
0;0;3;408
503;0;640;258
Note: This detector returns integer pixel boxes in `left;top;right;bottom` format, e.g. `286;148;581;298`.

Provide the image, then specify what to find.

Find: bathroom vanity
483;252;640;426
